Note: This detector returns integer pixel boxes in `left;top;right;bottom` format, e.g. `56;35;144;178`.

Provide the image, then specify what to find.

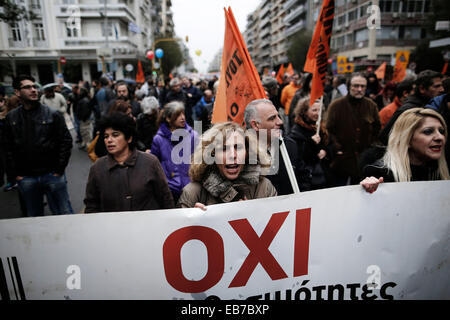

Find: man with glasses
326;73;381;186
4;75;74;216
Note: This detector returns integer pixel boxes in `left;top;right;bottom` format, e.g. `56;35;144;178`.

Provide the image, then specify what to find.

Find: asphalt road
0;129;93;220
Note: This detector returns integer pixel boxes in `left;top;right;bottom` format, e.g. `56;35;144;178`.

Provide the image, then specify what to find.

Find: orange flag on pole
285;63;294;76
303;0;335;106
212;7;266;125
136;60;145;83
392;50;410;82
375;62;386;80
276;64;285;84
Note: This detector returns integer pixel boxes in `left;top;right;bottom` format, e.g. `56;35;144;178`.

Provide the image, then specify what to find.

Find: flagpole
316;96;323;136
279;136;300;194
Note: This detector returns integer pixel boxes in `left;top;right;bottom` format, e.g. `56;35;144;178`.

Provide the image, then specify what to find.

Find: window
393;0;400;12
408;0;415;12
101;22;113;37
34;23;45;40
424;0;430;12
66;22;79;38
10;23;22;41
415;0;423;12
355;28;368;42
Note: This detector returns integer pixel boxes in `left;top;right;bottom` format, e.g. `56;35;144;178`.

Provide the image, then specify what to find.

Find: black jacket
363;159;442;182
285;123;330;191
4;103;73;177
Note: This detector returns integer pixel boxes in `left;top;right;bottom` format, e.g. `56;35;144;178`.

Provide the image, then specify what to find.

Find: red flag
276;64;285;84
212;7;266;125
136;60;145;83
304;0;335;106
442;62;448;75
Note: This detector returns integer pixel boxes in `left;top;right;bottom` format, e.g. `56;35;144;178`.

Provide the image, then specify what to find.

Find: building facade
0;0;175;84
244;0;320;73
330;0;433;69
243;0;433;74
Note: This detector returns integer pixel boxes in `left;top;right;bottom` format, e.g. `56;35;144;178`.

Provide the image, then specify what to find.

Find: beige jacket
178;165;277;208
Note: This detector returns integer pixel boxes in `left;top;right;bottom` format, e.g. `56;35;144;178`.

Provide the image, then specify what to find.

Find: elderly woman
151;101;198;203
178;122;277;210
361;108;449;193
84;113;174;213
136;96;160;152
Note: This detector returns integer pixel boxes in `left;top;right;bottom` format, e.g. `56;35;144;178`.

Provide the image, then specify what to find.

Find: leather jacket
4;103;73;177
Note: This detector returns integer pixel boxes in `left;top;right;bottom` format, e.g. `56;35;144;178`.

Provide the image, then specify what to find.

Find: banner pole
279;136;300;194
316;96;324;136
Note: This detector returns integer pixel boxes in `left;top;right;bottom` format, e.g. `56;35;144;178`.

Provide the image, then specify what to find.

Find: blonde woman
361;108;449;193
178;122;276;210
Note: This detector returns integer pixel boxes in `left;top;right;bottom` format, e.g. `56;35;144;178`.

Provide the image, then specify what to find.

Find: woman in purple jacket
151;101;198;203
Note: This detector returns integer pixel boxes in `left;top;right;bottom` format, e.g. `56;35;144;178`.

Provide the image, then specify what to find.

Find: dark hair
109;99;131;115
415;70;443;92
12;75;35;90
98;113;137;150
395;79;414;99
442;78;450;93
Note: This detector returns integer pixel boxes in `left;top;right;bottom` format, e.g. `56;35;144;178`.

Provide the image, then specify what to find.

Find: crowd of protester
0;65;448;216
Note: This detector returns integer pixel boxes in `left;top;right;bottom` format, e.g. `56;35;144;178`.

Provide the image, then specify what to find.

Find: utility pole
103;0;109;73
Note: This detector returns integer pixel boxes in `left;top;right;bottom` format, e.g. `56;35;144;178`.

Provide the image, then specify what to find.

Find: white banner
0;181;449;300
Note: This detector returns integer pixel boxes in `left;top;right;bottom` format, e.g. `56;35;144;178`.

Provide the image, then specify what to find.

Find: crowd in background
0;66;449;216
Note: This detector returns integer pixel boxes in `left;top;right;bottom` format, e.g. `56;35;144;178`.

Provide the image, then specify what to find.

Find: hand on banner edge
360;176;384;193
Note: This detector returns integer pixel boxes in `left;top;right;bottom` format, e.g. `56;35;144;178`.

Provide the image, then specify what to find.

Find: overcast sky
171;0;261;74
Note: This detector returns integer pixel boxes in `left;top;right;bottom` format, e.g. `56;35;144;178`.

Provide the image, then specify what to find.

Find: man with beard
4;75;74;216
326;73;381;186
108;81;142;118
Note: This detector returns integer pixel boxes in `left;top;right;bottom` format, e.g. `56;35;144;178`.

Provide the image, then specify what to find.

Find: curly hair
189;122;271;182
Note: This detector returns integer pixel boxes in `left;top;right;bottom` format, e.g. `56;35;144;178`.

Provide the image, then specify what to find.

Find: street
0;129;92;219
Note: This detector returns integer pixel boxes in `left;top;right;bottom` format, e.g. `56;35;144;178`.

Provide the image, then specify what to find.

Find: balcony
8;38;29;48
55;4;136;23
60;36;138;51
285;19;305;37
259;5;271;20
32;39;48;48
260;26;271;38
284;5;306;24
284;0;299;11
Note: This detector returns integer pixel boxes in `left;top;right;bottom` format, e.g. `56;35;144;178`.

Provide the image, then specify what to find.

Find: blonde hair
189;122;270;182
383;108;449;182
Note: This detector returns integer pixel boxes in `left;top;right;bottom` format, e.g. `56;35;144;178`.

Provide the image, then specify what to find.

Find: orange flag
303;0;335;106
285;63;294;76
375;62;386;80
212;7;266;125
276;64;285;84
136;60;145;83
392;50;410;82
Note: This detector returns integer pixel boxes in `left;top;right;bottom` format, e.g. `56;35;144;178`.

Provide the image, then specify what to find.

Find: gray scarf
202;165;261;201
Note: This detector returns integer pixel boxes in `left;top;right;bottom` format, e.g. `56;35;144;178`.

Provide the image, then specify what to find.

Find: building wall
0;0;173;84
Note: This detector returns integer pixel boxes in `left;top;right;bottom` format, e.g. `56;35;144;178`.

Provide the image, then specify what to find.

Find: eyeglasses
20;85;38;90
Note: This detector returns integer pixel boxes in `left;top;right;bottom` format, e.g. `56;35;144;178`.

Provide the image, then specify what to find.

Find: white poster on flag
0;181;449;300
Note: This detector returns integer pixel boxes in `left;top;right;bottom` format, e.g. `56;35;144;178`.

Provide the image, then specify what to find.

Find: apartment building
0;0;174;84
330;0;433;69
244;0;320;73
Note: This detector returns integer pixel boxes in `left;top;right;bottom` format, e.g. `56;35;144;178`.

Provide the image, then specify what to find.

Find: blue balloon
155;48;164;59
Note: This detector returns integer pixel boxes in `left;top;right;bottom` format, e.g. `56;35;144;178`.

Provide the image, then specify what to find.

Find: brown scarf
295;116;329;145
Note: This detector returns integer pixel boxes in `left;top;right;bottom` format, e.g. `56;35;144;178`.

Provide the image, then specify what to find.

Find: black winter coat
285;123;330;191
4;103;73;177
